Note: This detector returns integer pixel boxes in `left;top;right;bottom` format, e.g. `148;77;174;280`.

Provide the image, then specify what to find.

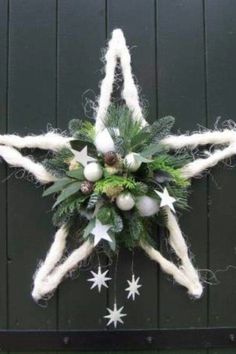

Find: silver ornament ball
136;196;159;216
124;153;142;172
84;162;103;182
116;192;135;211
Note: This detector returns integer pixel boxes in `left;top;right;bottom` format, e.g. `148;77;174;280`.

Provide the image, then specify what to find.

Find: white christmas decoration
72;146;96;167
104;303;127;328
91;219;112;246
2;28;236;307
155;187;176;213
116;192;135;211
125;275;142;300
84;162;103;182
124;152;142;172
87;266;111;292
94;128;116;153
136;196;159;217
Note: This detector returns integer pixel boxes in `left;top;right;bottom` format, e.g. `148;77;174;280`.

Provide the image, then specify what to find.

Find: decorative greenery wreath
43;105;190;254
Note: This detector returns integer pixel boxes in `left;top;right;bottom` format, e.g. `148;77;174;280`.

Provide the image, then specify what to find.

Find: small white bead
116;192;135;211
84;162;103;182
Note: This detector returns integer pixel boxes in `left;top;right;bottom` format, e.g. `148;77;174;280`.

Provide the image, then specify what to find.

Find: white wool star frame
0;28;236;303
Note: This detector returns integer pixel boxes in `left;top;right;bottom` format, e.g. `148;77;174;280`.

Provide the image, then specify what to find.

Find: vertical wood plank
0;0;8;340
57;0;107;330
107;0;158;329
205;1;236;354
157;1;208;353
7;0;57;329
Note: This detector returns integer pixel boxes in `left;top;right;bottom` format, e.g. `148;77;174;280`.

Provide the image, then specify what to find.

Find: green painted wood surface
0;0;235;353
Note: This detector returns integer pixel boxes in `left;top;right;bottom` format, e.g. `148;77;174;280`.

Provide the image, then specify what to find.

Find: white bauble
116;192;135;211
84;162;103;182
136;196;159;217
124;153;142;172
95;129;115;154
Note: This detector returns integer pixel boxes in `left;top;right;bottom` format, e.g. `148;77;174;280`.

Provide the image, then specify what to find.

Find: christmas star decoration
104;303;127;328
91;219;112;246
125;274;142;301
72;146;96;167
87;266;111;292
155;187;176;213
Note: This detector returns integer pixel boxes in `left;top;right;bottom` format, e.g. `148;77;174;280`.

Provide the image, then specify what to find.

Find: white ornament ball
95;129;115;154
136;196;159;217
116;192;135;211
84;162;103;182
124;153;142;172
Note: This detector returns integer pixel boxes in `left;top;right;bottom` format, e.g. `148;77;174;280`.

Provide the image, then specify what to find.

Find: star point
87;266;111;292
104;303;127;328
155;187;176;213
91;219;112;246
72;146;96;167
125;274;142;301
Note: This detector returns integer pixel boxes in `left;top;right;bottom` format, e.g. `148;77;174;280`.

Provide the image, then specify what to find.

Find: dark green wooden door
0;0;236;353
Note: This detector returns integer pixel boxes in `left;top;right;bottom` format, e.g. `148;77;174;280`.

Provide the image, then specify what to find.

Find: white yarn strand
165;207;203;298
32;225;94;300
181;143;236;179
140;240;200;296
95;29;147;133
32;225;69;300
0;145;56;184
162;129;236;150
0;132;70;152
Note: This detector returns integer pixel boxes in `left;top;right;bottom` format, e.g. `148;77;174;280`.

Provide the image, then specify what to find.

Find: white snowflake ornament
125;274;142;300
104;303;127;328
87;266;111;292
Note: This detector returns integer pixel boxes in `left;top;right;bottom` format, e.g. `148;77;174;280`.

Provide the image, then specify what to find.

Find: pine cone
81;180;94;195
104;151;118;166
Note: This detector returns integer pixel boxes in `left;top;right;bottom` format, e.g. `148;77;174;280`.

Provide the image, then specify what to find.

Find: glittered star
91;219;112;246
155;187;176;213
72;146;96;167
87;266;111;292
104;303;127;328
125;274;142;301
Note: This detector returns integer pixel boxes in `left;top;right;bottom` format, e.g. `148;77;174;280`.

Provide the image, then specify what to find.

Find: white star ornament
104;303;127;328
72;146;96;167
87;266;111;292
91;219;112;246
155;187;176;213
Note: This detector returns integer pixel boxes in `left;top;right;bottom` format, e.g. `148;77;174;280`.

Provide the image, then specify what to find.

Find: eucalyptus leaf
83;218;96;239
66;167;84;180
53;181;82;208
43;178;72;197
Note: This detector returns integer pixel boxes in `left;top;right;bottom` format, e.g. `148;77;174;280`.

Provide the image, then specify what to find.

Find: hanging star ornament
87;266;111;292
125;274;142;301
91;219;112;246
72;146;96;167
104;303;127;328
155;187;176;213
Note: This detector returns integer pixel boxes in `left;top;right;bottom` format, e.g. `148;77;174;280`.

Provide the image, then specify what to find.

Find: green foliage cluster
42;105;191;253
